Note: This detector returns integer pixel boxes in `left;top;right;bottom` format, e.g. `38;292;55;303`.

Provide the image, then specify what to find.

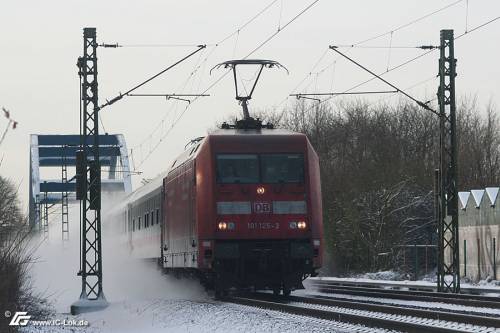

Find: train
111;118;323;296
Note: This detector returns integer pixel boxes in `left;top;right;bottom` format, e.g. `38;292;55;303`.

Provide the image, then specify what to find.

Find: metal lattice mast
61;145;69;241
437;29;460;293
71;27;107;313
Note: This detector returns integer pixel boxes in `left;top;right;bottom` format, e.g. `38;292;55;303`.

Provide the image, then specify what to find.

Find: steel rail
308;281;500;309
251;293;500;327
224;295;480;333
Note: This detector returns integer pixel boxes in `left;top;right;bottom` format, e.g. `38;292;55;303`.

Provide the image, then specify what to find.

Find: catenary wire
135;0;322;168
130;0;281;157
353;0;464;45
283;15;500;121
276;0;463;110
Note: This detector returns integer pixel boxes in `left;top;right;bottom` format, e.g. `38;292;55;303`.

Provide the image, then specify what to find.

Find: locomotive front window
261;154;304;183
216;154;259;184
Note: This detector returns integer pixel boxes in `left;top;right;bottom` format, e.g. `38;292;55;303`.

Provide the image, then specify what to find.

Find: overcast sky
1;0;499;208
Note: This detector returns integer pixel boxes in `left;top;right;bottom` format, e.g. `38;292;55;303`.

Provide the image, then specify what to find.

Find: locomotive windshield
216;153;304;184
216;154;259;183
261;154;304;183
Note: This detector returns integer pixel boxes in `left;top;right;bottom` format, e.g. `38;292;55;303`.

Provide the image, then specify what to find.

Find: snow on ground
310;274;500;295
295;289;500;316
329;269;500;290
351;270;408;281
20;199;391;333
21;298;396;333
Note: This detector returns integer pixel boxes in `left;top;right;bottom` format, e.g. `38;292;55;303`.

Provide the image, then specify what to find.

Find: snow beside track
295;289;500;316
20;298;396;333
308;276;500;295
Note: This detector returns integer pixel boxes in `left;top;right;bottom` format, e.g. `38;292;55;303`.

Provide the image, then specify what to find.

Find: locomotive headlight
256;186;265;195
289;221;297;229
218;222;227;230
297;221;307;229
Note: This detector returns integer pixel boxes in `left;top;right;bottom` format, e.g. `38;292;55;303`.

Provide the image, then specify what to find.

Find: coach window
132;219;135;231
156;209;160;224
145;213;148;228
138;217;141;230
261;154;304;183
151;211;154;226
216;154;259;184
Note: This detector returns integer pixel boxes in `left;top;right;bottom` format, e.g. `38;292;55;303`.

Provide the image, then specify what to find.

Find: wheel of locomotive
272;286;281;296
283;286;291;297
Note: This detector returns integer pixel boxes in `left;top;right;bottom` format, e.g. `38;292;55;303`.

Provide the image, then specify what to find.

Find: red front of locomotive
195;129;323;294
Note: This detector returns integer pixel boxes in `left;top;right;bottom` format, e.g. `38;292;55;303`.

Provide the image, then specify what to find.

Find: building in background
458;187;499;281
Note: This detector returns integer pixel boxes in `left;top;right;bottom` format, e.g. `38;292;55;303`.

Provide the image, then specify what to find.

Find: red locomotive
117;60;323;296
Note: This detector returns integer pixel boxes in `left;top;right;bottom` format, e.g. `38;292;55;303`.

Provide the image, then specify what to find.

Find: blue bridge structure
29;134;132;234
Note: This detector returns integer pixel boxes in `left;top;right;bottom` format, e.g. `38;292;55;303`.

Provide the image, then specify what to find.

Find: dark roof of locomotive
210;128;303;136
208;128;308;148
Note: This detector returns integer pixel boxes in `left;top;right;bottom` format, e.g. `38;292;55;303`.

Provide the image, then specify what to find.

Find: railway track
307;280;500;309
224;292;500;333
307;278;500;296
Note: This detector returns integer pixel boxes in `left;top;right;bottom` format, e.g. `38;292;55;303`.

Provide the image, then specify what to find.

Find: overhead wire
216;0;281;46
273;47;330;108
329;60;337;92
276;45;438;123
278;0;284;31
134;0;322;169
465;0;469;33
130;0;283;168
386;31;394;72
244;0;320;58
99;45;207;112
232;30;240;57
368;75;438;108
366;16;500;109
293;48;438;117
455;15;500;39
353;0;464;45
277;0;464;112
284;14;500;121
130;47;207;154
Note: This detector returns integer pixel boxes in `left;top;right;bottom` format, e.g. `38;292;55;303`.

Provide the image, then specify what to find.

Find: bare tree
0;176;51;330
273;97;499;275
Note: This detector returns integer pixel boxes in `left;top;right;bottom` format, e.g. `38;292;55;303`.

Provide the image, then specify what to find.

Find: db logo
7;311;31;326
253;202;271;214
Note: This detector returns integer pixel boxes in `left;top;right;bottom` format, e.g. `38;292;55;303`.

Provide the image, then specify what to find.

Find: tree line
259;97;499;275
0;176;49;329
